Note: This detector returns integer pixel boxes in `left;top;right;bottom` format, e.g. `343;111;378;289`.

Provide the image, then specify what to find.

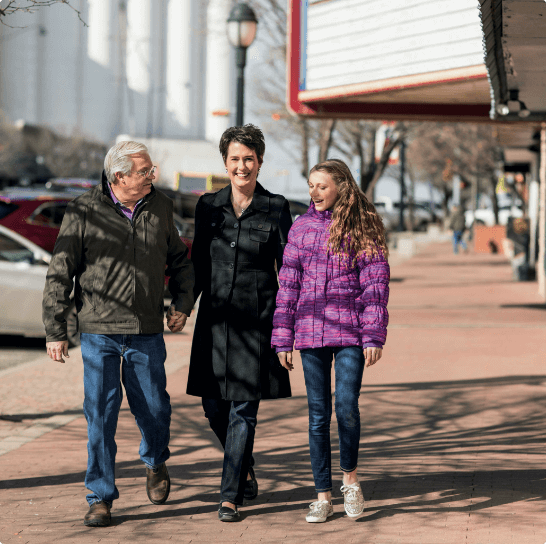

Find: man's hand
46;341;70;364
364;346;383;367
167;305;188;333
278;351;294;371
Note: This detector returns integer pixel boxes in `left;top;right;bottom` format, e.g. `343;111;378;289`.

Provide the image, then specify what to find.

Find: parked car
288;199;310;221
0;191;194;256
0;224;80;346
465;205;523;229
0;194;72;253
374;196;436;232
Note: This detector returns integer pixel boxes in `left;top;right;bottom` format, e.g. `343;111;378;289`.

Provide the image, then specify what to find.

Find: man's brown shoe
83;501;111;527
146;462;171;504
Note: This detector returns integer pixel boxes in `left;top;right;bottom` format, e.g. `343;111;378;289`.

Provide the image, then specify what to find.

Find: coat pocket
211;218;225;239
249;220;271;243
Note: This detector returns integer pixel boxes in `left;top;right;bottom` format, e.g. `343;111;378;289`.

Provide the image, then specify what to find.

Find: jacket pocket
145;214;162;252
211;218;225;239
249;220;271;243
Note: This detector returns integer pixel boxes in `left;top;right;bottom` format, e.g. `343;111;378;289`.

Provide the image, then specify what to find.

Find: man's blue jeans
300;346;365;493
202;398;259;506
81;333;171;506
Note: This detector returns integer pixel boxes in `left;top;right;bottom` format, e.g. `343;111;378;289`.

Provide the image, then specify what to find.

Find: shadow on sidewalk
501;303;546;310
357;468;546;522
3;374;546;525
0;409;82;422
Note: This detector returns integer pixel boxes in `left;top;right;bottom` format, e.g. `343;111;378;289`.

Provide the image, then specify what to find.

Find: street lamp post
398;139;406;232
227;3;258;127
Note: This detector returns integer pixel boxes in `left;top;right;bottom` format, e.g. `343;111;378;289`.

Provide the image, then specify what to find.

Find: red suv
0;191;194;256
0;195;72;253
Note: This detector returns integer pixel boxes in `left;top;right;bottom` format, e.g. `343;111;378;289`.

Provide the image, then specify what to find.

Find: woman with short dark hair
186;124;292;521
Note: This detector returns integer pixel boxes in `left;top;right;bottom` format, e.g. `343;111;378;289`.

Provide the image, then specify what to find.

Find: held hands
364;346;382;367
278;351;294;371
46;341;69;364
167;305;188;333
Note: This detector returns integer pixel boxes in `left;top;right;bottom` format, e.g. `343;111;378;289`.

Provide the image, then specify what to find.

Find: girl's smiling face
308;170;339;211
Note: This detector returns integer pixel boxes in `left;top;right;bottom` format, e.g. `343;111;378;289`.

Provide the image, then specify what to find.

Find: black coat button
229;263;234;269
230;242;236;248
234;223;239;229
211;222;216;227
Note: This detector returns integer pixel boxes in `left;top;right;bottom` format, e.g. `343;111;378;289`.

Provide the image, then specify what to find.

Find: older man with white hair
42;141;194;527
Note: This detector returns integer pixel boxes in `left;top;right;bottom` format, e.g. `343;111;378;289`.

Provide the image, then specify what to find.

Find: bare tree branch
406;123;501;222
0;0;87;27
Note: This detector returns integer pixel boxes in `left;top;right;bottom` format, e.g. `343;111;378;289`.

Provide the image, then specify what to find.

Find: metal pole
538;123;546;298
398;139;406;231
235;46;246;127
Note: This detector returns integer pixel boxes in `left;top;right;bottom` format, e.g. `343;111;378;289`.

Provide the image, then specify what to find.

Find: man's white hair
104;141;149;184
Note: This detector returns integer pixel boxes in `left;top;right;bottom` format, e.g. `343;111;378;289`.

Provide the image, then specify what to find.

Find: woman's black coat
186;182;293;401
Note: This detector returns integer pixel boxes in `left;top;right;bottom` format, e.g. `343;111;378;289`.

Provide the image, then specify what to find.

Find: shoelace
309;500;331;511
340;483;360;498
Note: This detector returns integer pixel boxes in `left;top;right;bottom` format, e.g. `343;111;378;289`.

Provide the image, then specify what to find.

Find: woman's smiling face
308;170;339;211
224;142;262;191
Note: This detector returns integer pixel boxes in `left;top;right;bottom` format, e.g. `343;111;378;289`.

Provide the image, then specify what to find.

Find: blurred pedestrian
42;141;194;527
272;159;390;522
186;124;292;522
449;204;468;254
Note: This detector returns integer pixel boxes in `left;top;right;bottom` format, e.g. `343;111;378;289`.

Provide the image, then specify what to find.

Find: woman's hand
364;347;382;367
167;305;188;333
278;351;294;371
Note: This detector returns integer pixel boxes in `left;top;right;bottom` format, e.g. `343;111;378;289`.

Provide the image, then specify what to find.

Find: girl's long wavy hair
310;159;388;263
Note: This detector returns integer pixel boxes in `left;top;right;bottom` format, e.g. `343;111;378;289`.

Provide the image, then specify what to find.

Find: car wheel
66;301;81;348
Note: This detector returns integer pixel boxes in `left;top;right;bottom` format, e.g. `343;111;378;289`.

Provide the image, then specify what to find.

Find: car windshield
0;233;35;263
0;201;19;220
28;202;68;227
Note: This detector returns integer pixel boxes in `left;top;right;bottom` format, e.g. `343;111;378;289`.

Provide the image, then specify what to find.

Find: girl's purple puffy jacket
271;203;390;352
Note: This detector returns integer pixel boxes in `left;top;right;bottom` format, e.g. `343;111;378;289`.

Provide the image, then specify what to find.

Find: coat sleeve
357;254;390;348
271;223;302;352
276;198;293;270
166;201;195;316
42;199;84;342
190;196;210;303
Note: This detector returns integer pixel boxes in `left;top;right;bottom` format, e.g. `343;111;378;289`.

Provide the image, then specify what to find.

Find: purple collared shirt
109;183;143;222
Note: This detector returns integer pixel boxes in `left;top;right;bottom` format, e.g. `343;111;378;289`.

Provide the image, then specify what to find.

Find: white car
0;225;79;346
374;196;436;231
464;205;523;229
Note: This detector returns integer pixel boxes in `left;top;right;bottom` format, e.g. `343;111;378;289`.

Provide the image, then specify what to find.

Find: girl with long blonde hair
272;159;390;522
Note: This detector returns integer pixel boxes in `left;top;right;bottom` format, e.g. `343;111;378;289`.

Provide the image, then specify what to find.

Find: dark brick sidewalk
1;241;546;544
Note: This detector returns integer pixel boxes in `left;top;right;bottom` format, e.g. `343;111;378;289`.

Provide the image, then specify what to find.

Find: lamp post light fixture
227;3;258;127
495;89;531;118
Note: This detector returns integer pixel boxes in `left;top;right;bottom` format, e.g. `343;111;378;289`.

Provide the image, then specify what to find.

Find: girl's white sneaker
340;482;365;518
305;500;334;523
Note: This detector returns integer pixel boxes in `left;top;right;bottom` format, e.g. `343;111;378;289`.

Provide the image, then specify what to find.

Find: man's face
114;153;155;201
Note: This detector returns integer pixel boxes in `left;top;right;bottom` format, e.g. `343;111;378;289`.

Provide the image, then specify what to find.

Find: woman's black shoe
218;505;241;522
244;466;258;500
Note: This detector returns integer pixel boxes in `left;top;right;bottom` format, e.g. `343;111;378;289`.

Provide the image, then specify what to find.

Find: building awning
287;0;546;143
287;0;492;122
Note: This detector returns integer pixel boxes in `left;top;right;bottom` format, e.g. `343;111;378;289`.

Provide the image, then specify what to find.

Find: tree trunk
442;185;451;226
365;129;404;200
300;119;310;178
490;175;500;224
317;119;336;163
360;128;376;194
407;165;416;232
365;123;408;200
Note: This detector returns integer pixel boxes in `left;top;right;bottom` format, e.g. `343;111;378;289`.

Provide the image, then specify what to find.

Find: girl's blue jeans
300;346;365;493
81;333;171;506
